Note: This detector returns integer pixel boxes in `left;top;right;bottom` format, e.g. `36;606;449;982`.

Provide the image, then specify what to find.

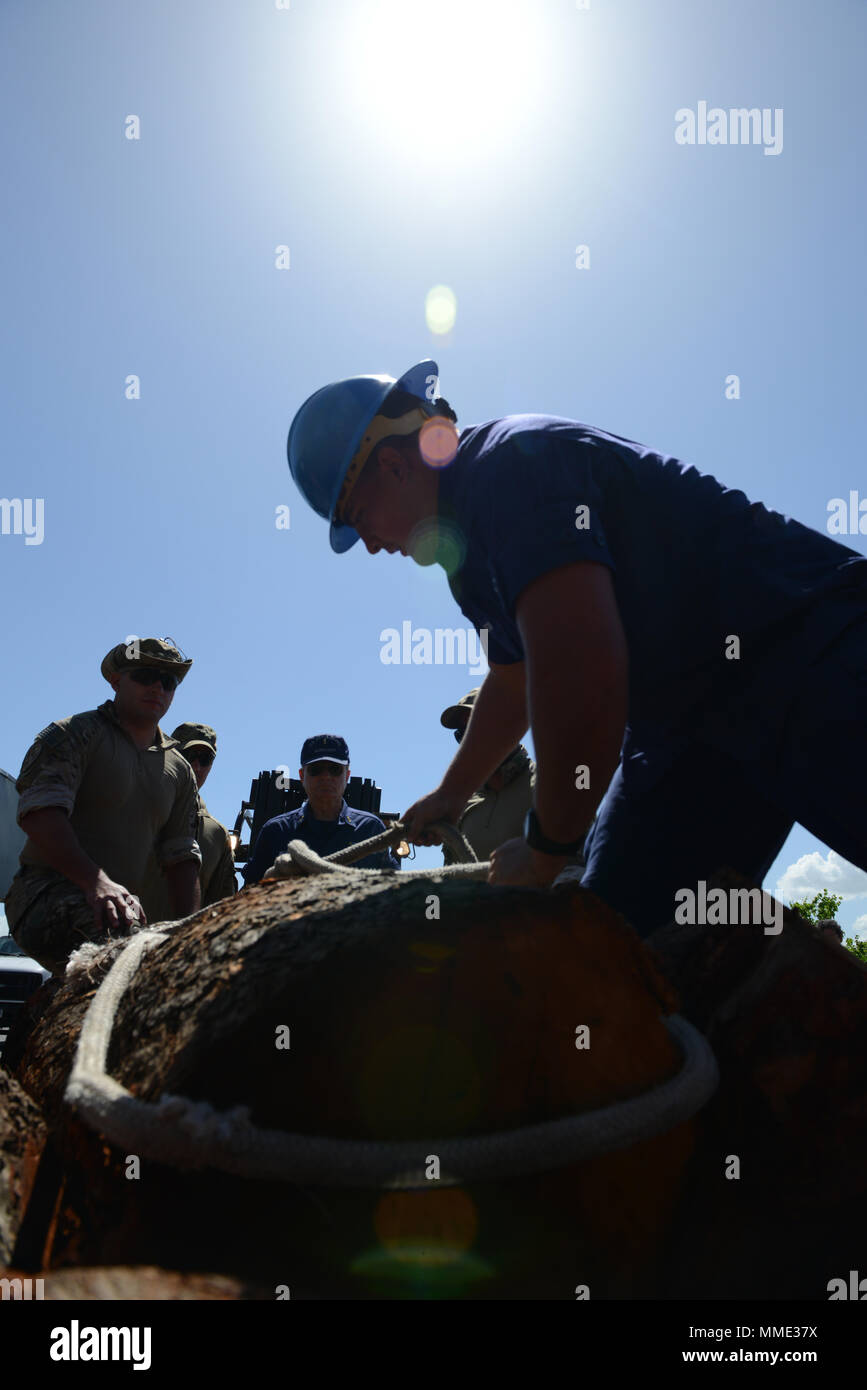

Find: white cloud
849;915;867;941
774;850;867;906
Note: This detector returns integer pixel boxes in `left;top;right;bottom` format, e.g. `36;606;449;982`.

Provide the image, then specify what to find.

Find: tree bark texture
9;873;693;1298
6;867;865;1298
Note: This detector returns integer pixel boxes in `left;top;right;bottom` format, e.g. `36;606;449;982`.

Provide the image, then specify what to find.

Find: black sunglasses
305;761;346;777
453;726;466;744
128;667;179;692
186;749;214;767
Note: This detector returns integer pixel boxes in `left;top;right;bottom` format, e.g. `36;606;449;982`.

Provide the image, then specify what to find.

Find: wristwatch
523;808;585;856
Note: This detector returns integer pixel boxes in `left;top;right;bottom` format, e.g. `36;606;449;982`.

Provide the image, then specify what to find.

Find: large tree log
11;874;695;1299
0;1067;46;1266
646;870;867;1299
13;866;862;1298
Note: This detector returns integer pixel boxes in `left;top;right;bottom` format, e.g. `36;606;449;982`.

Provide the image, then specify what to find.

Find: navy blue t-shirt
242;799;400;884
438;415;867;786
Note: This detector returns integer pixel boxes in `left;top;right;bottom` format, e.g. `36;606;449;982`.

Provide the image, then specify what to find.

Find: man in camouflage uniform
4;638;202;975
440;688;588;871
439;688;537;865
142;723;236;916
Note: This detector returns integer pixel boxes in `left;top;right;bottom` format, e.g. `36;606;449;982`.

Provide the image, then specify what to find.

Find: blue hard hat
287;359;439;553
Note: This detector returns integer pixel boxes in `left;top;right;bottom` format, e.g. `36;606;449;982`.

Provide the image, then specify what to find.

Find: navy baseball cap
300;734;350;767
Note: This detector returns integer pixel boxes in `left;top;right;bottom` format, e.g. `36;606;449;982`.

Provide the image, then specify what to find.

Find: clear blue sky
1;0;865;932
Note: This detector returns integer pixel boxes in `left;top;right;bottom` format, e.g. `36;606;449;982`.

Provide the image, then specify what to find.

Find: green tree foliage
786;890;867;962
787;890;843;923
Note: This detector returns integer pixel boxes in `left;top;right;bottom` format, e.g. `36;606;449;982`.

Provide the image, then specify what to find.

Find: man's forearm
440;664;528;800
164;858;202;916
529;656;626;844
19;807;103;893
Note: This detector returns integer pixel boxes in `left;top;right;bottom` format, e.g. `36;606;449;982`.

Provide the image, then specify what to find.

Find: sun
341;0;551;156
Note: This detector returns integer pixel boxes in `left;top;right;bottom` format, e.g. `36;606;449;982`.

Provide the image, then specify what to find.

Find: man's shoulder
16;708;112;791
162;743;199;781
457;415;612;465
448;418;620;522
456;416;698;488
259;808;303;835
27;707;109;754
199;803;230;839
344;806;386;832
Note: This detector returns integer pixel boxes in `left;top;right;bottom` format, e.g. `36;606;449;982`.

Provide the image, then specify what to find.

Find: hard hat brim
329;518;361;553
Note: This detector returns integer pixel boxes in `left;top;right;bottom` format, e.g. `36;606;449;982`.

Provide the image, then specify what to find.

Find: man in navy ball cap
242;734;400;883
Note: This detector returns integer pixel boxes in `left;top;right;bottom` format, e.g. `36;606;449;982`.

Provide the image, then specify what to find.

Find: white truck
1;767;48;1054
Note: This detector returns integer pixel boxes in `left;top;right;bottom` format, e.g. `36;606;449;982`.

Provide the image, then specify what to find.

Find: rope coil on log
65;927;719;1188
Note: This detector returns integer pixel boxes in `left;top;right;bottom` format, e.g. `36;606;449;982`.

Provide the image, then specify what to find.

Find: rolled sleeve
17;776;77;822
159;834;202;868
486;630;522;665
156;762;202;868
484;435;616;616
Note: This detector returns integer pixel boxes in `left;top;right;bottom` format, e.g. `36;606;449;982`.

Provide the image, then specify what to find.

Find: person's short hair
818;919;844;941
367;387;459;470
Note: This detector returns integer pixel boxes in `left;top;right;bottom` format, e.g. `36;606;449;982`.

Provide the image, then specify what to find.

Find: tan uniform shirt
197;801;237;906
142;797;237;920
443;748;536;865
15;699;201;918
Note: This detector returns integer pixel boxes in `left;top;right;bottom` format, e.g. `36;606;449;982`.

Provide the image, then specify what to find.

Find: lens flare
375;1187;478;1257
425;284;457;335
349;1246;494;1299
347;1186;492;1297
407;517;466;574
419;416;459;468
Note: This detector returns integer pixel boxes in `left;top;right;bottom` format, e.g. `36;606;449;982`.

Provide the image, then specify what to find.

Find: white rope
65;928;719;1188
322;818;479;867
266;838;490;882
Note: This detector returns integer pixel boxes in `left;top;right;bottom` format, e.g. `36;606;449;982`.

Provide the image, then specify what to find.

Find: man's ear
377;443;407;478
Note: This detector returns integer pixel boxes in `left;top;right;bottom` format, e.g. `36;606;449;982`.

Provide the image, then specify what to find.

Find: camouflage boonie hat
101;637;193;684
171;722;217;755
440;687;481;728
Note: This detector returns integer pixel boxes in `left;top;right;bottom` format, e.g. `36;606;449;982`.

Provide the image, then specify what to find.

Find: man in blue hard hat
241;735;400;884
286;359;867;937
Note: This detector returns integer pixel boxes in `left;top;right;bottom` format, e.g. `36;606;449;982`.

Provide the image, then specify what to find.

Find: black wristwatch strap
523;808;585;856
